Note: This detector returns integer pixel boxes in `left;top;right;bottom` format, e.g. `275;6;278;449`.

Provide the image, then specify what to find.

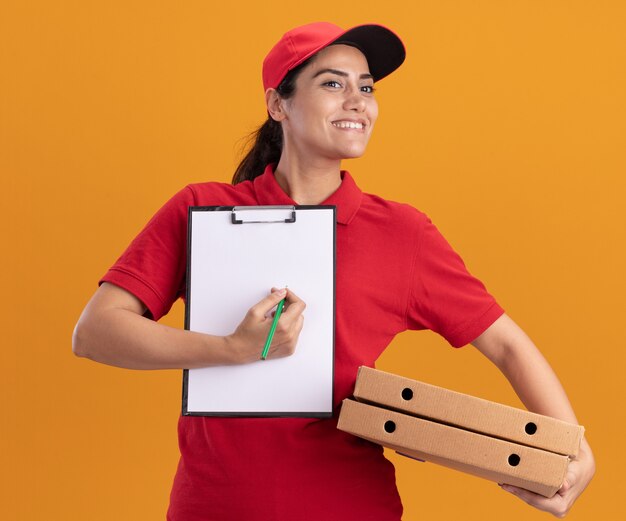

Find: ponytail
232;56;314;185
232;118;283;184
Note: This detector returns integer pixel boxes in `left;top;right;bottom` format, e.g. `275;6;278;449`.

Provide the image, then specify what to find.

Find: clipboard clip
231;206;296;224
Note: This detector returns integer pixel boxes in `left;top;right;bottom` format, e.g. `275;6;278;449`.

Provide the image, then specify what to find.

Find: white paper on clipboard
183;205;335;417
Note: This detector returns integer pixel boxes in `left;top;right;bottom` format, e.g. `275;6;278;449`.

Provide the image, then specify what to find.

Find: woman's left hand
499;437;595;518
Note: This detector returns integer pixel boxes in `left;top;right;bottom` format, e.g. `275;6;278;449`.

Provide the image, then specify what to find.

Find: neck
274;150;342;205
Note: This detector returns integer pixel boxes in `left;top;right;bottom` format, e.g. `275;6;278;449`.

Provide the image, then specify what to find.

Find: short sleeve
99;185;196;321
407;218;504;347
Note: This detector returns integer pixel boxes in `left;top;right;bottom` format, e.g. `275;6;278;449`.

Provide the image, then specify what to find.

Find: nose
343;85;366;112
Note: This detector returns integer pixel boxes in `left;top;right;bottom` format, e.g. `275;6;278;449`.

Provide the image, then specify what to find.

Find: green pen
261;294;286;360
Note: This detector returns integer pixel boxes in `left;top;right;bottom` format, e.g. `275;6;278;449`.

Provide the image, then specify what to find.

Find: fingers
557;478;572;496
249;288;288;319
281;288;306;318
499;483;569;518
263;288;305;359
499;455;590;518
500;484;549;508
232;288;306;362
557;468;576;496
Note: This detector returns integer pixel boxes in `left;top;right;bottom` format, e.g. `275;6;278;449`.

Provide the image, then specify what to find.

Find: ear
265;88;287;122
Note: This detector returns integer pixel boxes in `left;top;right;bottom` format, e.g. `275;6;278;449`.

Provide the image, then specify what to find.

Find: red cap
262;22;406;91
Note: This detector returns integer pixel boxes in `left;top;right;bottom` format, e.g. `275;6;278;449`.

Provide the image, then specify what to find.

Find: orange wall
2;2;624;519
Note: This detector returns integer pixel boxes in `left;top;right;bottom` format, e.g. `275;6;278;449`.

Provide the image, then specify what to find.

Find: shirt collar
253;164;362;225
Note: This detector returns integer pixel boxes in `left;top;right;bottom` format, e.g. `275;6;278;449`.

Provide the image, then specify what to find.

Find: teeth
332;121;364;129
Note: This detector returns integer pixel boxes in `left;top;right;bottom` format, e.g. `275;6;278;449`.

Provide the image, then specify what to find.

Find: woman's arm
472;313;595;517
72;282;305;370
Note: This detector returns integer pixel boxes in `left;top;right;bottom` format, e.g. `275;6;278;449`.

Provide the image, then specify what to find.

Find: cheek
368;100;379;127
288;101;326;135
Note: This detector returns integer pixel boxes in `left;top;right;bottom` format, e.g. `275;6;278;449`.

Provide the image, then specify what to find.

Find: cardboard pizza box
353;366;583;457
337;399;570;498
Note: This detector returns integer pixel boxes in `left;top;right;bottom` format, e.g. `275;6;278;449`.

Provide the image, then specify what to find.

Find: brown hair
232;58;312;184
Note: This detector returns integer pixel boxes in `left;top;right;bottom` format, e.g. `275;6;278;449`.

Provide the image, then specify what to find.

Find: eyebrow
311;68;374;81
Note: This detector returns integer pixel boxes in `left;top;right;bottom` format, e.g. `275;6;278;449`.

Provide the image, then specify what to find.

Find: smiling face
276;44;379;163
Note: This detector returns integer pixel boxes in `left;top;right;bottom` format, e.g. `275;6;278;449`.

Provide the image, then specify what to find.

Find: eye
361;85;376;94
323;80;342;88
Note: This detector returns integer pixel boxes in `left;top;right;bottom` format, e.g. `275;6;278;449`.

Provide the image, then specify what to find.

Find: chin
341;149;367;160
335;143;369;159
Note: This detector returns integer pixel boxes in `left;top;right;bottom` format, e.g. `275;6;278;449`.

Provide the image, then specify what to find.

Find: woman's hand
499;437;595;517
226;287;306;363
74;283;305;370
473;314;595;517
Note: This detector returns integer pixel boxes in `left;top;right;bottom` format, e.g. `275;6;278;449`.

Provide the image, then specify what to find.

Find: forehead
303;44;371;76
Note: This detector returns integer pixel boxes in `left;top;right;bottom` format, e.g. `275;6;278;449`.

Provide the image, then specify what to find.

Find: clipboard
182;205;336;417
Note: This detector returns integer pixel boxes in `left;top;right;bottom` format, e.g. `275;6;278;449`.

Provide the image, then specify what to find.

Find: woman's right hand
226;288;306;364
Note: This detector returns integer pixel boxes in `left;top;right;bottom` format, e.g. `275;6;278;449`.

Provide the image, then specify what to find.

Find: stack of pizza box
338;367;584;497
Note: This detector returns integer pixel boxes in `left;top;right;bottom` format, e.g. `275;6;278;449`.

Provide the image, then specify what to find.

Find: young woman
73;22;594;520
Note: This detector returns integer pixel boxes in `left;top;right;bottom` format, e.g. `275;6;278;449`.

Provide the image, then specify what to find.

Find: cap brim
332;24;406;82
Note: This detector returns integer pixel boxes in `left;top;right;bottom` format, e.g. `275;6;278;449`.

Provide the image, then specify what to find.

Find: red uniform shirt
101;165;504;520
